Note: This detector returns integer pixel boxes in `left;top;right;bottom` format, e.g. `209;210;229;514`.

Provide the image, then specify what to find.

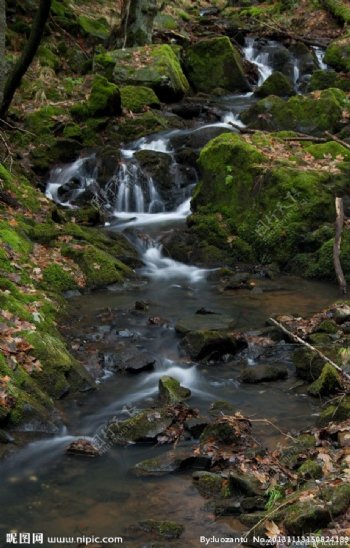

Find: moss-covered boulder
107;408;173;444
62;243;132;289
192;471;230;498
255;71;295;98
323;0;350;24
189;132;347;272
305;140;350;161
78;14;110;41
120;85;160;112
324;35;350;72
241;88;348;134
298;459;323;479
71;75;121;119
184;36;250;93
318;395;350;425
158;376;191;404
309;69;350;92
308;363;341;397
94;44;190;101
181;329;245;360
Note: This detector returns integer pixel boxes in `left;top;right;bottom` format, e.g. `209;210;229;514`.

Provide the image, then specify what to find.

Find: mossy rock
318;395;350;425
71;75;121;119
181;329;242;360
192;471;230;498
116;110;170;142
107;408;173;444
184;36;250;93
256;71;294;98
0;221;32;256
200;420;239;445
41;264;78;293
95;44;190;101
78;15;110;40
323;0;350;24
298;459;323;479
309;69;350;93
158;376;191;404
305;141;350;161
241;89;348;134
282;501;330;535
120;85;160;112
23;331;91;399
293;348;326;381
62;243;132;289
137;519;184;539
317;319;339;333
239;364;288;383
325;35;350;72
38;45;60;71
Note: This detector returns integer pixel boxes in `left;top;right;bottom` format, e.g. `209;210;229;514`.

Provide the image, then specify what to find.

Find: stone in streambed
158;376;191;404
66;438;101;457
209;400;236;417
181;330;246;361
255;71;295;98
107;408;173;444
175;314;236;335
133;449;210;476
192;471;230;498
307;363;341;397
239;364;288;384
184;36;250;93
136;519;184;539
124;352;156;374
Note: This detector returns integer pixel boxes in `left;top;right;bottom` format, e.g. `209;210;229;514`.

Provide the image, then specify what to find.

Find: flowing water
0;38;334;547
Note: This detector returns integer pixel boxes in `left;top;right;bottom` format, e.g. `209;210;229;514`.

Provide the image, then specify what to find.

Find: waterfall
312;46;328;70
243;37;273;85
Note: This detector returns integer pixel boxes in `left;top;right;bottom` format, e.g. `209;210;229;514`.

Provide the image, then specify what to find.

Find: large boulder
241;88;348;134
94;44;190;101
71;75;121;119
184;36;250;93
255;71;295;98
324;35;350;72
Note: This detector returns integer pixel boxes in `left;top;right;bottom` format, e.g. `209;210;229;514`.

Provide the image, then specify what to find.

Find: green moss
241;89;348;134
62;243;132;289
117;110;169;141
158;375;191;404
23;331;90;399
325;35;350;72
78;15;110;40
308;363;341;397
306;141;350;160
71;75;121;119
107;408;173;444
256;71;294;98
98;44;190;102
155;13;178;30
138;519;184;539
309;69;350;92
25;222;61;244
192;471;229;498
298;460;323;479
282;501;329;535
41;264;77;293
0;222;32;255
38;45;60;71
323;0;350;25
317;319;338;333
184;36;249;93
120;85;160;112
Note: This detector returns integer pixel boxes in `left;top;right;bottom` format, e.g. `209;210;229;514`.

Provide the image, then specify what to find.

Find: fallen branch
269;318;350;381
281;136;327;143
333;197;347;294
325;131;350;152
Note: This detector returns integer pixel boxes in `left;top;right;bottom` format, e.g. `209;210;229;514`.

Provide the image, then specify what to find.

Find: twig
0;117;36;136
333;197;347;294
269;318;350;381
0;130;13;170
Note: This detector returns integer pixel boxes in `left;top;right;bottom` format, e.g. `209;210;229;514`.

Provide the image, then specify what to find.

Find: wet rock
200;420;239;445
170;126;234;152
213;499;241;516
255;71;295;98
175;314;235;335
318;396;350;426
66;438;101;457
125;352;156;374
136;519;184;539
229;471;264;497
282;501;330;535
239;364;288;384
0;429;14;444
209;400;236;417
330;303;350;324
192;471;229;498
293;347;325;381
171;102;203;119
181;329;246;361
158;376;191;404
325;35;350;72
307;363;341;397
184;36;250;93
241;496;266;512
107;408;174;444
221;272;254;290
134;150;173;195
133;449;210;476
134;300;149;311
184;416;208;438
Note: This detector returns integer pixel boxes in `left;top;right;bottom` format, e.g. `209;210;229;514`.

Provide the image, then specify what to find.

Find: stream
0;38;339;546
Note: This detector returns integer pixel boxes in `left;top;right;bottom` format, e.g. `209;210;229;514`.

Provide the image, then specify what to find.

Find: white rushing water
313;46;328;70
243;37;273;85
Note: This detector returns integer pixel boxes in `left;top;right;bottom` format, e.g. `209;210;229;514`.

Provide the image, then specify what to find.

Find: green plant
265;485;284;510
225;165;234;186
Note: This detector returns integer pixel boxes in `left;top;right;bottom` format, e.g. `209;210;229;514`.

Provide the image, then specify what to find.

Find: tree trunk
333;197;347;294
0;0;6;110
121;0;158;47
0;0;52;117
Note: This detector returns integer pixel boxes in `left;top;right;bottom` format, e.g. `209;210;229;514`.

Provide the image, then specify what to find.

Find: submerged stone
137;519;184;539
239;364;288;384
